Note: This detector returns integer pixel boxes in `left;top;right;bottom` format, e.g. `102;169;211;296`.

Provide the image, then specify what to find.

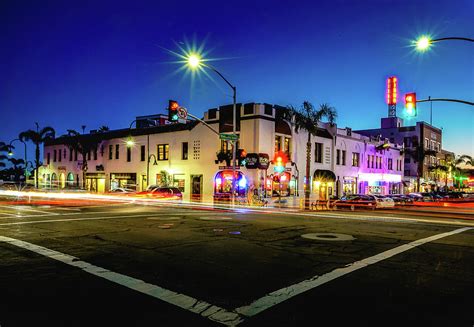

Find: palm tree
98;125;110;133
447;155;473;190
7;157;25;181
402;145;437;192
283;101;337;210
19;123;55;188
62;130;102;189
0;141;9;168
428;164;449;191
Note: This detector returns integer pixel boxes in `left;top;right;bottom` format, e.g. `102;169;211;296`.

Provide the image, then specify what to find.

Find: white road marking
0;236;244;326
235;226;473;318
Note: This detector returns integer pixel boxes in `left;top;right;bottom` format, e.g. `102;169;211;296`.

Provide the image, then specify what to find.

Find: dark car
386;194;414;204
332;194;394;210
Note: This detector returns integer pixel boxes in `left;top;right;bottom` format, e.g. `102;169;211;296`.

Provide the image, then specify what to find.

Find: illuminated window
275;136;282;152
157;144;169;160
352;153;360;167
284;137;291;155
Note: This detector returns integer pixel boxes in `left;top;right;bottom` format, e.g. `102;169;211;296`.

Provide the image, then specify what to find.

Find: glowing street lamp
413;35;474;52
184;51;238;206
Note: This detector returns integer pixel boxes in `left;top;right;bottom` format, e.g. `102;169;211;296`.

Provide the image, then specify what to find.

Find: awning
313;169;336;182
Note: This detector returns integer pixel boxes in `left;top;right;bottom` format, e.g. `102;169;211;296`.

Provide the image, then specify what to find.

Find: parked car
136;187;183;200
386;194;414;204
332;194;394;210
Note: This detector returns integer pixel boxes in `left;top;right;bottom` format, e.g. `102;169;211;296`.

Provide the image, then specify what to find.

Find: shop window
173;174;185;192
315;142;323;163
109;145;113;160
140;145;145;161
157;144;169;160
182;142;188;160
127;147;131;162
352;152;360;167
115;144;119;159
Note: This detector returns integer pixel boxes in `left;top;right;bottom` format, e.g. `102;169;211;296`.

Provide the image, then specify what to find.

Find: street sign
177;106;188;119
219;133;239;141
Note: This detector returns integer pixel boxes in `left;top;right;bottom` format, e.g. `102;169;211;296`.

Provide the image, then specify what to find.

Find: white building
41;103;404;203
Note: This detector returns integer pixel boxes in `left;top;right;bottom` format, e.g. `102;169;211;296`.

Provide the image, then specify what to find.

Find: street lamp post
128;119;157;190
186;54;238;206
414;36;474;52
8;139;28;183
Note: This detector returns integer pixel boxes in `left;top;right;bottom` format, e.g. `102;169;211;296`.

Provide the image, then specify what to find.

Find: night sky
1;0;473;162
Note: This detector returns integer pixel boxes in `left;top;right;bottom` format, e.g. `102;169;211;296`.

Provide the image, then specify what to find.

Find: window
424;138;429;149
69;148;73;161
58;149;62;162
47;153;51;164
173;174;186;192
284;137;291;155
388;158;393;170
220;140;230;152
371;155;374;168
74;149;78;161
53;149;57;162
264;104;273;115
115;144;119;159
336;149;340;165
352;152;360;167
315;142;323;163
87;150;91;161
403;137;411;148
127;147;131;162
93;150;97;161
342;150;346;165
243;103;254;115
367;155;370;168
157;144;169;160
109;145;113;160
140;145;146;161
275;136;281;152
182;142;188;160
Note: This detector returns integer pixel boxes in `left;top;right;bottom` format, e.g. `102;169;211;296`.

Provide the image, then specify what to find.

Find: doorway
191;175;202;202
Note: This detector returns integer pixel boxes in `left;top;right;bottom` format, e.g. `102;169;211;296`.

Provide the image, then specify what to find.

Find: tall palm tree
284;101;337;210
62;130;102;189
0;141;9;168
19;123;55;188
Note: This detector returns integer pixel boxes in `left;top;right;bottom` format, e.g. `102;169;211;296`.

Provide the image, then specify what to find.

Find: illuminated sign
386;76;398;105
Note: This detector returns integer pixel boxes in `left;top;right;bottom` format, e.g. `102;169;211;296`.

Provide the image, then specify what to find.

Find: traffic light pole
417;98;474;106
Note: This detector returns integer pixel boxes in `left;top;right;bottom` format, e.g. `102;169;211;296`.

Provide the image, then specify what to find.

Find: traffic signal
273;151;288;173
236;149;247;166
168;100;179;122
404;93;417;117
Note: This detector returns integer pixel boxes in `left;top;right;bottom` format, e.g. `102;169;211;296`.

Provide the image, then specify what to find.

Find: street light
414;35;474;52
184;52;238;206
8;139;28;183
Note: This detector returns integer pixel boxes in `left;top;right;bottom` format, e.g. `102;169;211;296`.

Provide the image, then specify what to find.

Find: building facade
42;103;404;203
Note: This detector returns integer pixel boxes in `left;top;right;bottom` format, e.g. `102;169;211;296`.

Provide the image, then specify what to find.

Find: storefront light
215;177;222;185
314;181;321;188
238;176;247;188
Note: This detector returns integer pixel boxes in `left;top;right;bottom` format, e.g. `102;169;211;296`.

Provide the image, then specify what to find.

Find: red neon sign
386;76;398;105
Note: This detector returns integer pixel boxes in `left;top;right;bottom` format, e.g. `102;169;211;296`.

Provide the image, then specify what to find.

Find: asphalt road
0;200;473;327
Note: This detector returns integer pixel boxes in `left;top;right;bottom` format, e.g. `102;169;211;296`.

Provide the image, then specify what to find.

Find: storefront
269;172;292;197
313;170;336;200
86;172;106;193
213;170;248;202
358;173;402;195
342;176;357;195
110;173;137;191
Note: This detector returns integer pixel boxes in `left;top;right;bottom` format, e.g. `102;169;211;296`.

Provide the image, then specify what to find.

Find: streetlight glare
415;36;431;51
187;53;201;68
126;139;135;147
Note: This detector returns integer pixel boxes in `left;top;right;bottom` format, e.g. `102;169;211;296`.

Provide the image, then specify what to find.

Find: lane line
235;226;473;318
0;236;244;326
0;205;60;215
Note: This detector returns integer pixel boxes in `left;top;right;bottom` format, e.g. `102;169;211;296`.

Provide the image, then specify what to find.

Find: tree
98;126;110;132
19;123;55;188
61;130;102;189
283;101;337;210
402;143;437;192
447;155;472;190
0;141;9;168
7;157;25;181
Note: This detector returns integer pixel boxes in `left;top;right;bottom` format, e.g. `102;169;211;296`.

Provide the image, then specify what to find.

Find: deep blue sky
1;0;473;162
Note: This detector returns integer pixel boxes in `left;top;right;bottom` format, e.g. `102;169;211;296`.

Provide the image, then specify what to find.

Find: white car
373;195;395;208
